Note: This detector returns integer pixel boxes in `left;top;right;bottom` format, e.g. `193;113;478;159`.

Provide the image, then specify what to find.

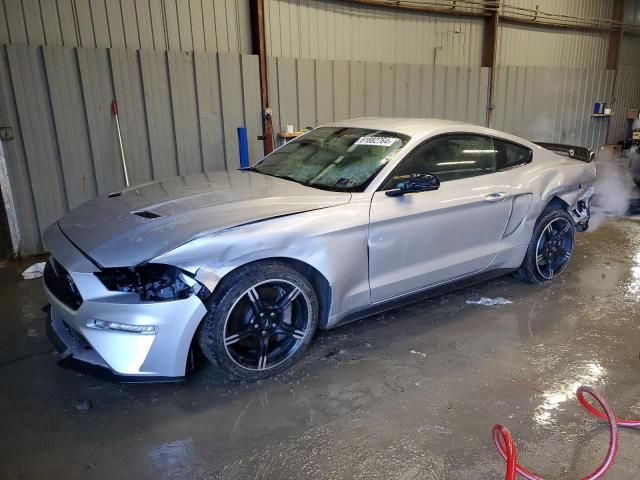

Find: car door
368;133;512;303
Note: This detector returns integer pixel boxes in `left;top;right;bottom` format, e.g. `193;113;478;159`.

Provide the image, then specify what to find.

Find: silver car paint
57;170;351;267
43;222;208;377
43;118;596;378
368;174;513;302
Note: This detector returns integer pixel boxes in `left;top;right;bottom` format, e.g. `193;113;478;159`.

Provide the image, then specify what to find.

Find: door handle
485;192;507;202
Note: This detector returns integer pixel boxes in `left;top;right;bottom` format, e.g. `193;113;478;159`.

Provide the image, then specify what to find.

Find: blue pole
237;127;249;168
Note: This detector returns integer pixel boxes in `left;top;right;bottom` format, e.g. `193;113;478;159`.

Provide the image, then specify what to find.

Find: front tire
514;208;576;284
197;261;319;381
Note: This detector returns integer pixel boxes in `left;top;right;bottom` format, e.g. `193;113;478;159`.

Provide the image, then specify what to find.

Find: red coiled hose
493;386;640;480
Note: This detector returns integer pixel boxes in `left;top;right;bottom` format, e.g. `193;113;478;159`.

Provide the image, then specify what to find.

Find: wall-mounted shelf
277;132;301;139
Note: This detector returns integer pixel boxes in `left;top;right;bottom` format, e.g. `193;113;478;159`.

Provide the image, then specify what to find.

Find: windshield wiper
250;169;304;185
279;175;351;192
277;174;309;186
248;168;352;192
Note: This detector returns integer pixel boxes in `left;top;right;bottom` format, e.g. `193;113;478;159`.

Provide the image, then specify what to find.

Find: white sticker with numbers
354;136;398;147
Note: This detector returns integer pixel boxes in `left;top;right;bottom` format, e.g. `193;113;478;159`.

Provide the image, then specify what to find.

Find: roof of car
324;117;473;137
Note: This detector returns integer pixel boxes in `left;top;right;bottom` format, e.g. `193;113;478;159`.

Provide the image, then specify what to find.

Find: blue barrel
237;127;250;168
593;102;604;114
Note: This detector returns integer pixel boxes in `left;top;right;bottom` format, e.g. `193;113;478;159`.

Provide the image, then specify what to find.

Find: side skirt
331;268;516;329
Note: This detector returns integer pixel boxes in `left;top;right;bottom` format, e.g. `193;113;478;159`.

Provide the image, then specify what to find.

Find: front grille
62;320;91;348
44;258;83;310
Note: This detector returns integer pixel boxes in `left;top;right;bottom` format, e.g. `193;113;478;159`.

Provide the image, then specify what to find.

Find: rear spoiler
533;142;595;163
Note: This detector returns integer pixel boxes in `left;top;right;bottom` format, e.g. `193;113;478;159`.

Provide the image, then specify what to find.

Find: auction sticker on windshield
354;136;398;147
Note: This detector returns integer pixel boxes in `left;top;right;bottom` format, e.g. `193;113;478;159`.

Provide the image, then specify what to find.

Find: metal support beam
501;16;615;33
607;0;623;70
482;1;499;127
605;0;624;145
250;0;274;155
344;0;488;18
0;139;20;257
342;0;631;35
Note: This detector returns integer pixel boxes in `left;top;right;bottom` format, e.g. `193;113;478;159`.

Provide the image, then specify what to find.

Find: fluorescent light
462;149;498;154
436;161;477;166
87;319;158;335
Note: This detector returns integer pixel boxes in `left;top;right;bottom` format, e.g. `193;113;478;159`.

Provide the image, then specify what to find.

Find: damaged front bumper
46;308;185;383
43;223;208;383
44;296;205;383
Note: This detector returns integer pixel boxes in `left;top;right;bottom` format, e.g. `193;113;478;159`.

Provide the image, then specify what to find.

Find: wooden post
250;0;274;155
605;0;624;144
607;0;623;71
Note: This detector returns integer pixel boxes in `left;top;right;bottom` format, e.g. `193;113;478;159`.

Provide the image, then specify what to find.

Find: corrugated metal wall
264;0;484;65
266;0;617;69
497;1;612;69
502;0;614;16
0;0;251;53
263;59;619;152
493;66;615;149
267;57;489;133
610;64;640;141
611;2;640;142
610;1;640;141
0;44;262;253
497;26;610;68
616;0;640;68
624;0;640;24
619;34;640;67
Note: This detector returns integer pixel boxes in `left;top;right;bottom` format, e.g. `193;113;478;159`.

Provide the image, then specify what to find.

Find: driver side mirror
385;173;440;197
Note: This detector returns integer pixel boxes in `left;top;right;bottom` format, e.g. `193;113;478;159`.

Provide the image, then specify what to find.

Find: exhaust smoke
588;147;639;230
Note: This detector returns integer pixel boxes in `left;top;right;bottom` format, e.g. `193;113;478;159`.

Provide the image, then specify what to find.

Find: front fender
152;200;372;326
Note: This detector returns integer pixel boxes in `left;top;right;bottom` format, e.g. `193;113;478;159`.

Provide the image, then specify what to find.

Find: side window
384;134;496;188
494;138;532;171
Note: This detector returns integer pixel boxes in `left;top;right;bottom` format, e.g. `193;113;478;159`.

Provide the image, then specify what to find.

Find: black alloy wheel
223;279;311;371
534;217;574;280
197;261;319;381
513;207;576;284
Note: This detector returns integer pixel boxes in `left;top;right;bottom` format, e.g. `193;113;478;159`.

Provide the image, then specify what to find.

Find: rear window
494;138;532;171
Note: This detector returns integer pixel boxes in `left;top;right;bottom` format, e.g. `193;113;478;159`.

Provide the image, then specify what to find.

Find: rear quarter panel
494;146;596;269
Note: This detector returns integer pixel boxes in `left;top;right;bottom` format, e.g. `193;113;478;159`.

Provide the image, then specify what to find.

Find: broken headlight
95;264;205;302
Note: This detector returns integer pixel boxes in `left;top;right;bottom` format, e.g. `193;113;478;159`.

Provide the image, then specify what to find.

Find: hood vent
133;210;162;219
108;192;122;198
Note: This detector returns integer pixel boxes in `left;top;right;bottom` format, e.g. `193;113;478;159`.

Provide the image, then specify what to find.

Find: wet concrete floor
2;219;640;479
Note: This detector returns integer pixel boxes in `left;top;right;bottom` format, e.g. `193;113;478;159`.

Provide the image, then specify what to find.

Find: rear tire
513;208;576;284
197;261;319;381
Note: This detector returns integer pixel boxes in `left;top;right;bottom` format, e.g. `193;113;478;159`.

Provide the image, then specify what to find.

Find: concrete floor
2;219;640;479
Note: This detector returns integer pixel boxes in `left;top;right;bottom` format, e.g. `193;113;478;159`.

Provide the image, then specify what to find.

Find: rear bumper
43;222;208;381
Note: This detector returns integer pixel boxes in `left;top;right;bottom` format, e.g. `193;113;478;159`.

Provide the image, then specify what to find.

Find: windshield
253;127;410;192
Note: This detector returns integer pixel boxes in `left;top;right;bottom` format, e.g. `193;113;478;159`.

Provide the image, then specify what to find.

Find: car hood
57;170;351;267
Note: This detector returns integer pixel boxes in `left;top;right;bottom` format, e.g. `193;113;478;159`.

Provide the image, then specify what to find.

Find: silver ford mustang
43;118;596;382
